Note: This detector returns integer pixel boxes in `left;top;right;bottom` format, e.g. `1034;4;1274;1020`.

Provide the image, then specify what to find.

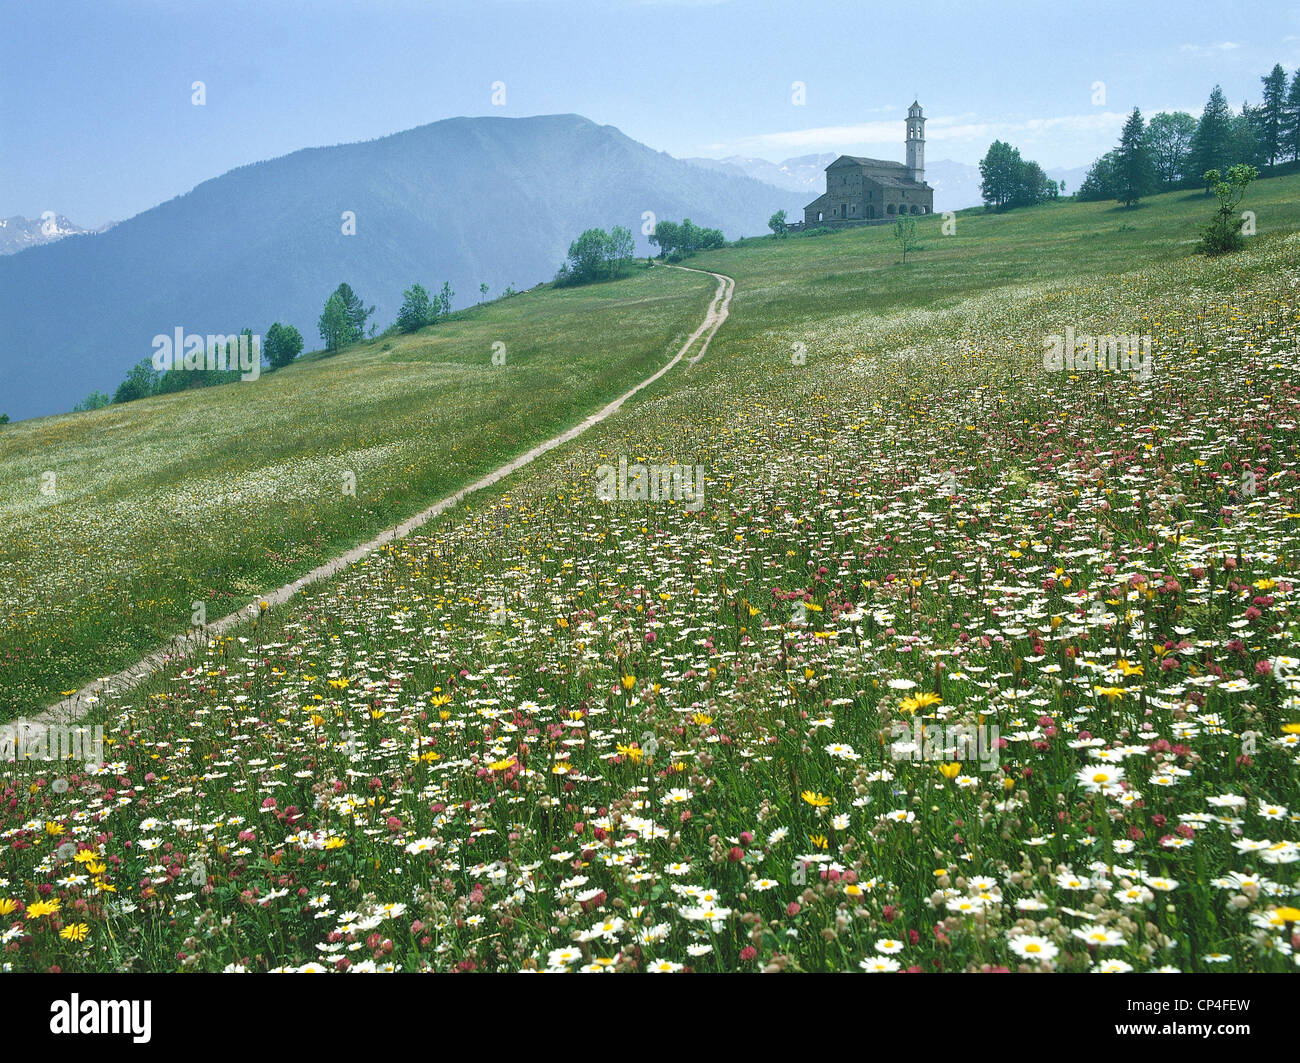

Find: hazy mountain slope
0;114;794;420
683;153;834;194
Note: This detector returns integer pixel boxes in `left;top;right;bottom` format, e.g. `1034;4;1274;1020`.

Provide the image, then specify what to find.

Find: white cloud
1178;41;1243;57
716;110;1133;158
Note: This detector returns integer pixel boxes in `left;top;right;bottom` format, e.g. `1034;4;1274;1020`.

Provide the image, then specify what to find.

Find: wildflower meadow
3;214;1297;976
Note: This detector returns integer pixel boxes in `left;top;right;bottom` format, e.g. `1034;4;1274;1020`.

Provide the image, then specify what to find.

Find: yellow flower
328;678;350;690
692;713;713;726
430;693;452;707
1093;686;1127;702
1281;723;1300;735
59;923;91;942
621;675;636;691
92;878;116;893
800;790;832;808
323;837;347;850
44;821;65;836
938;762;962;779
0;899;17;916
26;899;61;919
809;833;828;850
420;751;441;764
1273;906;1300;923
309;714;326;727
616;744;644;763
551;762;571;775
899;692;942;714
488;758;515;771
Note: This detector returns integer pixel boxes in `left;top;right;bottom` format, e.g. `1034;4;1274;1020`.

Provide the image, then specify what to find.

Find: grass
715;175;1300;325
0;263;716;714
2;179;1299;973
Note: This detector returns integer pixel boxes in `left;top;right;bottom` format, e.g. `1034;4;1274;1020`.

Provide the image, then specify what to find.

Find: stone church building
803;102;933;226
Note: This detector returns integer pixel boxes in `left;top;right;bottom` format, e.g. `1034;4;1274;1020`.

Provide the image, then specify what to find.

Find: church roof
871;173;931;190
828;155;908;170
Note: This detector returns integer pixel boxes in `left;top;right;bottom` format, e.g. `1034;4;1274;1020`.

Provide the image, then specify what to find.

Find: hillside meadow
1;178;1297;972
0;264;716;714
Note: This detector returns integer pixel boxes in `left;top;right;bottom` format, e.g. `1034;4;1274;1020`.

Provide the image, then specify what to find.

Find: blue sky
4;0;1299;227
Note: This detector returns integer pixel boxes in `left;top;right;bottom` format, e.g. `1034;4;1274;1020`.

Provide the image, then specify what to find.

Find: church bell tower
906;101;925;184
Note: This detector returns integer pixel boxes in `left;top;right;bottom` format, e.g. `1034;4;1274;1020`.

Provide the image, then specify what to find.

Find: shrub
1198;164;1258;256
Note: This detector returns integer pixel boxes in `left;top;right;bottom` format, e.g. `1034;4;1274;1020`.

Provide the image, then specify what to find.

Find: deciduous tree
265;322;304;368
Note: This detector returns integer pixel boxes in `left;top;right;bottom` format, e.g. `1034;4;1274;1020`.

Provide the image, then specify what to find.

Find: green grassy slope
704;174;1300;328
0;264;716;713
3;174;1299;973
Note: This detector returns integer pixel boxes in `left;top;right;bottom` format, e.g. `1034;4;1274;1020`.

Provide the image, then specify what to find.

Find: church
802;102;933;226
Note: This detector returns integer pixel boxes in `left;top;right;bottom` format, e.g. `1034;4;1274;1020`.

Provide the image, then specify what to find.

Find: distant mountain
684;155;1092;213
923;160;983;212
1046;165;1090;199
0;114;801;420
683;153;835;195
0;213;113;255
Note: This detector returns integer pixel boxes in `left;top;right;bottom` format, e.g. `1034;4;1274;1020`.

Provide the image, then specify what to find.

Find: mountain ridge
0;113;800;421
0;214;114;255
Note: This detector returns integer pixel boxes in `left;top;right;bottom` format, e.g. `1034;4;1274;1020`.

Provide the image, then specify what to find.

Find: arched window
887;203;895;214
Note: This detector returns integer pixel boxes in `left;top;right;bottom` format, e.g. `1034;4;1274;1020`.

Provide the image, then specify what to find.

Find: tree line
1079;62;1300;205
74;322;307;411
551;217;726;284
648;218;725;259
978;142;1062;209
554;226;636;285
71;277;448;411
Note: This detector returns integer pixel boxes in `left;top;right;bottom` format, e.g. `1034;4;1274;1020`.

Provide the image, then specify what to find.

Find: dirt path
18;264;735;737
